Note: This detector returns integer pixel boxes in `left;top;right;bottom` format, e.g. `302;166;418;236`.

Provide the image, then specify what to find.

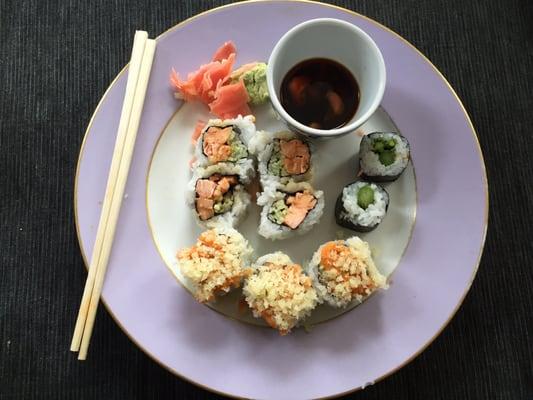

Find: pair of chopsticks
70;31;156;360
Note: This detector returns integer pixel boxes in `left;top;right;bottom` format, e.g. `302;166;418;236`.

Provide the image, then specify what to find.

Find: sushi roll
308;237;387;308
257;181;324;240
359;132;410;182
186;163;252;228
253;130;313;185
335;181;389;232
243;252;318;335
177;227;253;303
193;115;256;169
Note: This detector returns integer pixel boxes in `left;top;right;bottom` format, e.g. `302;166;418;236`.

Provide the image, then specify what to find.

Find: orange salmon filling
195;174;238;221
202;126;233;163
280;139;310;175
283;191;317;229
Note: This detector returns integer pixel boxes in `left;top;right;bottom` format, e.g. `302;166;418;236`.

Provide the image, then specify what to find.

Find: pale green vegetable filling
214;192;234;214
267;141;288;176
227;130;248;162
267;199;289;225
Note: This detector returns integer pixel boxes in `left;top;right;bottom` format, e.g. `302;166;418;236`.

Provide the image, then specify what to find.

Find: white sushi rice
360;132;410;177
308;237;387;308
257;181;324;240
253;130;313;187
192;115;257;169
186;163;253;229
340;182;388;227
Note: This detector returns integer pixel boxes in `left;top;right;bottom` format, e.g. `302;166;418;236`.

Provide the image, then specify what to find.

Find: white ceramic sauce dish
267;18;386;138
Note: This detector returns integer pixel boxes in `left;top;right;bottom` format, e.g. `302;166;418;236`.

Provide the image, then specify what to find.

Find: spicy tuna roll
193;115;256;169
177;227;253;303
335;181;389;232
308;237;387;308
186;163;252;228
257;181;324;240
243;252;318;335
252;131;313;185
359;132;410;182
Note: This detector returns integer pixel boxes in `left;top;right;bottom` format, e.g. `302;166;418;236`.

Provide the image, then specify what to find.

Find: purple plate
75;1;488;398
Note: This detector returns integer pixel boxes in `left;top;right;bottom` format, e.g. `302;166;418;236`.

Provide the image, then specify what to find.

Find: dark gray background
1;0;532;399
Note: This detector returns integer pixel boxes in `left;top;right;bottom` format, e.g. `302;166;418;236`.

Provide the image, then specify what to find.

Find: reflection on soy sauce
280;58;360;130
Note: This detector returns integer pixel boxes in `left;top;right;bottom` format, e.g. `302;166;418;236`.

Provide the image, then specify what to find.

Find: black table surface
1;0;532;399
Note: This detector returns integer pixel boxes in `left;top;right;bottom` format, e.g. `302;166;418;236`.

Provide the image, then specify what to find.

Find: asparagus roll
359;132;410;182
335;181;389;232
186;163;252;228
252;130;313;186
193;115;256;169
257;181;324;240
308;237;387;308
243;252;318;335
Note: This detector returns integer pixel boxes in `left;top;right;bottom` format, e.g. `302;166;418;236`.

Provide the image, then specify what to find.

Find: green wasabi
357;185;375;209
233;63;269;105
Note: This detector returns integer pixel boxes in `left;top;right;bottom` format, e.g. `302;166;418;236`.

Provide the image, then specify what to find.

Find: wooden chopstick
70;32;156;360
70;30;147;354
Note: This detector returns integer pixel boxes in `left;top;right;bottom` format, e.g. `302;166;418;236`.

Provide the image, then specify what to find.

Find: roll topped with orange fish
308;237;387;308
177;227;253;303
243;252;318;335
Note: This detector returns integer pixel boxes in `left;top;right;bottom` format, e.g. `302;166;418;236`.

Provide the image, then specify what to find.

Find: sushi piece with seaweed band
177;228;253;303
192;115;256;169
257;181;324;240
243;252;318;335
359;132;410;182
251;130;313;186
308;237;387;308
186;163;252;228
335;181;389;232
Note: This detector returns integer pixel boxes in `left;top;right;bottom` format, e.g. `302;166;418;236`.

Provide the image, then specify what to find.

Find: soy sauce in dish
280;58;359;130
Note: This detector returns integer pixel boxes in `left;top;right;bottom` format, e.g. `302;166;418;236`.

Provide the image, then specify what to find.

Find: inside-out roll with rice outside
335;181;389;232
257;181;324;240
250;130;313;185
359;132;410;182
243;252;318;335
193;115;256;169
177;228;253;303
186;163;253;228
309;237;387;308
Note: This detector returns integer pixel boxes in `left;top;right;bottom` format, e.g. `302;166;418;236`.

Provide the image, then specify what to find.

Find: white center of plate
146;102;416;327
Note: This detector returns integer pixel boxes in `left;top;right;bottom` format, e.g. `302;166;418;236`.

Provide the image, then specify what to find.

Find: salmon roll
335;181;389;232
177;228;253;303
193;115;256;169
308;237;387;308
257;181;324;240
243;252;318;335
187;163;252;228
359;132;410;182
252;131;313;185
